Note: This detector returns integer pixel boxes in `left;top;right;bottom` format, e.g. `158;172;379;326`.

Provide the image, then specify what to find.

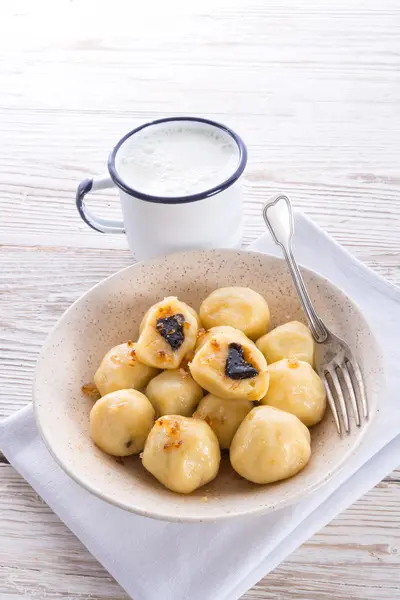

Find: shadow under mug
76;116;247;261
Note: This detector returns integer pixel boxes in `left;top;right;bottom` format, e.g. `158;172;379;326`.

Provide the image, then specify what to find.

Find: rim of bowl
33;249;384;522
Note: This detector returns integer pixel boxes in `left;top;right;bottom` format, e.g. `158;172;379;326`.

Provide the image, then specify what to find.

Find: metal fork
263;194;368;435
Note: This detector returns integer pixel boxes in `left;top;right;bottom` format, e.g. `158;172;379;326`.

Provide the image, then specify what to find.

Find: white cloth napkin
1;212;400;600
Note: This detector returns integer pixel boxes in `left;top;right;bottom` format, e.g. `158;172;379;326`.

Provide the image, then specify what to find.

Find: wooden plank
1;0;400;598
0;0;400;256
0;464;399;599
0;247;132;417
1;245;399;420
380;467;400;484
1;99;400;255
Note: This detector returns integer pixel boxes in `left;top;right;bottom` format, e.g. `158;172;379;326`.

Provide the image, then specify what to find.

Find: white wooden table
1;1;400;598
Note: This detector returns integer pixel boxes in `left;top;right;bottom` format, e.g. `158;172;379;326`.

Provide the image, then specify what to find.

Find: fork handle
263;194;329;343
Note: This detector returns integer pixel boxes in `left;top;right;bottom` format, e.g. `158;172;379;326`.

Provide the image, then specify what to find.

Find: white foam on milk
117;123;240;197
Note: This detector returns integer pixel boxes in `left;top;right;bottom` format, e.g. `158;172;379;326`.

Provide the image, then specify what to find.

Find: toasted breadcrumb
288;358;299;369
81;383;100;400
179;367;190;379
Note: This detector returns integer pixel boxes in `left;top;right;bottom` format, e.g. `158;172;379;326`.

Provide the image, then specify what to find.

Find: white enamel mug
76;116;247;261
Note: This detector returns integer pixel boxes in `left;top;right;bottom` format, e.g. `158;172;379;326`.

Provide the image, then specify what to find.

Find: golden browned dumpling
230;405;311;484
94;342;159;396
145;369;203;417
261;359;326;426
195;325;250;353
256;321;314;365
189;333;269;401
135;297;198;370
90;389;155;456
142;415;220;494
200;287;270;340
139;302;201;334
193;394;252;449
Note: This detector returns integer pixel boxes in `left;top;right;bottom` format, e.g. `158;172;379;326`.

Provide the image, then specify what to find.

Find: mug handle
76;176;125;234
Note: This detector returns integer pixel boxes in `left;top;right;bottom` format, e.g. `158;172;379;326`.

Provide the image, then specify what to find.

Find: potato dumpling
139;302;201;334
94;342;159;396
230;405;311;484
200;287;270;341
189;334;269;401
135;297;198;370
145;369;204;417
261;359;326;426
256;321;314;365
193;394;253;449
142;415;220;494
195;325;250;353
90;389;155;456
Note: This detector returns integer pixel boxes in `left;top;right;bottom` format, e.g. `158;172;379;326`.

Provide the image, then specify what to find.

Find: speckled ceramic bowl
33;250;383;522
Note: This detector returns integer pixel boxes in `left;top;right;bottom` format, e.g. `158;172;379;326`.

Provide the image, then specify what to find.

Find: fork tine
346;359;368;420
322;371;342;434
328;367;350;433
338;362;361;427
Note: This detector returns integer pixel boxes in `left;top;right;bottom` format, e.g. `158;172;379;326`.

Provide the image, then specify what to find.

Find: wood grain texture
0;464;399;599
1;0;400;598
1;245;399;420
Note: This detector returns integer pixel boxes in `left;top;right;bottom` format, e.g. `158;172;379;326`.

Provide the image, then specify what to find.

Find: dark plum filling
156;314;185;350
225;342;258;380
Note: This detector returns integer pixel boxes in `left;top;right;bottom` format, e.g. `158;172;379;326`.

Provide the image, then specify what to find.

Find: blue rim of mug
107;116;247;205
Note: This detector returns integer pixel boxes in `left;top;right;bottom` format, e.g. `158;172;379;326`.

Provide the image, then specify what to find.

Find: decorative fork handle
263;194;329;343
